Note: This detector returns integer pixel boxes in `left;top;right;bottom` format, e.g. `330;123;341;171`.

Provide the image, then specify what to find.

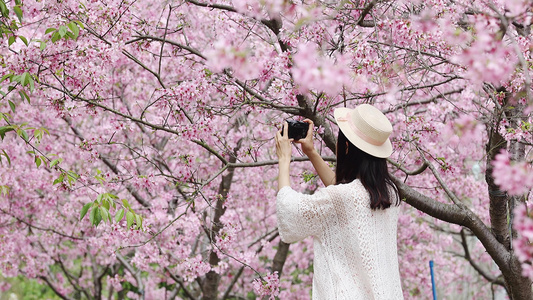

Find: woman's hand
275;121;293;164
276;121;293;191
293;119;315;155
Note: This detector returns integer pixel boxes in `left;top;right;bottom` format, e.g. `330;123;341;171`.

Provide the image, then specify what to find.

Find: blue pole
430;260;437;300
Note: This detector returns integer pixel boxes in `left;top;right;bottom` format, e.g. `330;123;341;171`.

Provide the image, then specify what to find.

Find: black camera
282;119;309;140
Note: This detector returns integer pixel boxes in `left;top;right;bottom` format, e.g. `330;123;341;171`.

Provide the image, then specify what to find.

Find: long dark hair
335;130;399;209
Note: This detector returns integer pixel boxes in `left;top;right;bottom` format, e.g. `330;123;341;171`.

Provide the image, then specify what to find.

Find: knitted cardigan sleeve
276;186;335;243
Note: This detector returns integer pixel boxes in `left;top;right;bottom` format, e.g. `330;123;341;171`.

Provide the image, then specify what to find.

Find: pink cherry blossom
493;150;533;196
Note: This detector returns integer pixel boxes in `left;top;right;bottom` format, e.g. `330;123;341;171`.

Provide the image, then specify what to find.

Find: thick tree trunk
272;241;290;275
484;90;532;299
201;146;239;300
486;126;511;248
506;255;533;299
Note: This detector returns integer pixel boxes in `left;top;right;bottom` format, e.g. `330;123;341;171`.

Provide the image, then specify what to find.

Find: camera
282;119;309;140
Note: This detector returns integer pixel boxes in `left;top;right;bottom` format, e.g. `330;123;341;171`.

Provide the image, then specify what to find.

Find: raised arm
275;121;292;191
295;120;336;186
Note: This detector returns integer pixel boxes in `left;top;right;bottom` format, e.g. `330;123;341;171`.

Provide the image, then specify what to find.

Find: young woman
275;104;403;299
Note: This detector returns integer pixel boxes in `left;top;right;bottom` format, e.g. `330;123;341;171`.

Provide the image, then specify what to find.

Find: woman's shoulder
322;179;367;199
329;179;365;191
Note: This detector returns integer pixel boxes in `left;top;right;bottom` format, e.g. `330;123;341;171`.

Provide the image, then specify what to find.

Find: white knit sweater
276;179;403;299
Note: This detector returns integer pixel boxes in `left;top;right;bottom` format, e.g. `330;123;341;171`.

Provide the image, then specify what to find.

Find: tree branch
184;0;237;13
417;147;465;208
388;160;428;176
0;208;85;240
116;252;145;299
63;117;151;208
165;267;198;300
382;89;464;114
356;0;378;27
392;177;512;278
202;140;241;300
460;228;506;286
39;276;75;300
126;35;206;60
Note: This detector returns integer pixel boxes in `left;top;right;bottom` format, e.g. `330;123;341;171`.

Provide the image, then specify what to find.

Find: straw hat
334;104;393;158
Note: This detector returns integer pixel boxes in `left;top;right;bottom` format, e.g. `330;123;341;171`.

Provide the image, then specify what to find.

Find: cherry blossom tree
0;0;532;299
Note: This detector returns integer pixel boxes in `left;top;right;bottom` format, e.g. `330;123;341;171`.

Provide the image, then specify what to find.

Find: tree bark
272;241;290;275
201;145;240;300
486;123;510;249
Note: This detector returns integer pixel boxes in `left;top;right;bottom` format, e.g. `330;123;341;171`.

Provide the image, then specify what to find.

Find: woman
275;104;403;299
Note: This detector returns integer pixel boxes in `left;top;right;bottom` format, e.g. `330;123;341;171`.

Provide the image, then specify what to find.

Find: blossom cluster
514;204;533;279
291;43;352;96
252;272;280;299
492;150;533;196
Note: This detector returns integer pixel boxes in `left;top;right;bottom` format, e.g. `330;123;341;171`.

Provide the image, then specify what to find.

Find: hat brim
334;107;393;158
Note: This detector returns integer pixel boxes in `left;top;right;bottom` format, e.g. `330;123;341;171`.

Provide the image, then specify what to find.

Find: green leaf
45;28;56;34
122;199;131;209
13;5;22;23
33;129;42;142
21;72;32;86
94;174;105;184
95;209;102;226
50;158;62;167
126;211;134;229
80;202;92;220
115;208;124;222
1;150;10;166
102;198;110;210
28;76;34;92
58;26;67;38
18;35;28;46
0;185;9;196
89;206;96;224
20;129;30;142
99;207;110;223
74;20;84;29
8;35;15;46
19;129;28;141
19;72;27;86
66;171;78;185
89;205;102;226
68;22;79;39
50;159;59;168
35;156;41;167
40;40;46;50
0;73;12;83
135;214;142;229
53;173;64;185
0;1;9;17
0;113;9;122
51;31;60;43
21;89;30;102
0;126;14;140
8;100;15;113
